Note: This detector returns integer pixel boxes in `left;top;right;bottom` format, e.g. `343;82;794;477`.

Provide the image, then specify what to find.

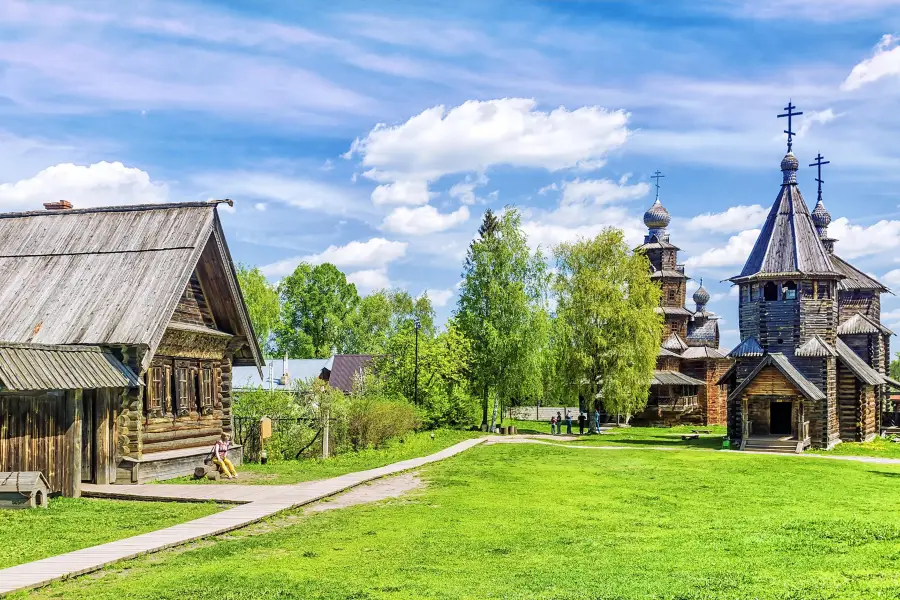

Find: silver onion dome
643;199;671;229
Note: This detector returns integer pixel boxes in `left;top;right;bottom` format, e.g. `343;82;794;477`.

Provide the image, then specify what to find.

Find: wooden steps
742;437;801;454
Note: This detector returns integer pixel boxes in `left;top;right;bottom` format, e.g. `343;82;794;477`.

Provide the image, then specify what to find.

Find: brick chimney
43;200;73;211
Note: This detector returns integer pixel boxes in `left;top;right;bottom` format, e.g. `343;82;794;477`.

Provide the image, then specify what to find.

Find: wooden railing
656;395;699;413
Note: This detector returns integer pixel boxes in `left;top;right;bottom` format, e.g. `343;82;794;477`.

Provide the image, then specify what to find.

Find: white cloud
0;161;168;211
347;268;390;294
423;288;454;307
448;174;489;205
557;177;649;206
830;217;900;258
842;34;900;91
371;180;432;205
880;270;900;289
797;108;840;137
685;205;769;233
732;1;900;21
346;98;630;182
193;171;368;218
260;237;407;277
684;229;760;268
382;205;470;235
254;202;266;211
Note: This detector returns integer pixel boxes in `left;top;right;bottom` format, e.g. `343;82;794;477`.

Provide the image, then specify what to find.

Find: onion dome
693;281;710;307
643;199;671;229
781;152;799;184
811;198;831;229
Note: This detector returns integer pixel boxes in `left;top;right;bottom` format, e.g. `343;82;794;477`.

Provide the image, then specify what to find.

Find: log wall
0;391;71;494
839;291;880;325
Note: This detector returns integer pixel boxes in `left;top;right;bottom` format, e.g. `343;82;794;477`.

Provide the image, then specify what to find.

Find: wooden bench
681;434;700;440
692;429;711;434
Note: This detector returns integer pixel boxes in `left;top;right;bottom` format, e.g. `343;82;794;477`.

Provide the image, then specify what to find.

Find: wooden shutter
146;368;162;412
199;363;214;413
162;364;173;414
175;361;191;416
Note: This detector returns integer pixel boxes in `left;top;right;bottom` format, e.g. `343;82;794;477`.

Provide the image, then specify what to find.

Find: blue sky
4;0;900;350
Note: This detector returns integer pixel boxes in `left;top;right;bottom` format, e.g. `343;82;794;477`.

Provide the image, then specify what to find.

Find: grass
811;435;900;459
26;442;900;599
169;428;484;485
508;419;729;450
0;497;220;570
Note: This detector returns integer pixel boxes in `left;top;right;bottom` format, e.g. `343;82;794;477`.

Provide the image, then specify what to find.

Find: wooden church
634;180;733;426
721;103;900;452
0;200;262;496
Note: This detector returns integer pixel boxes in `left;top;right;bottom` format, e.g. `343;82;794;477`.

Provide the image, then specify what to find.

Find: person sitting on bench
212;433;238;479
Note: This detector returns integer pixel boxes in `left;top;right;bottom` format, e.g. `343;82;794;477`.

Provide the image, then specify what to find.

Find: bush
421;386;480;429
349;397;420;450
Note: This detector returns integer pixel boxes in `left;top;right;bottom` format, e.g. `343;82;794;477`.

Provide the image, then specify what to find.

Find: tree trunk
481;385;489;431
489;394;500;432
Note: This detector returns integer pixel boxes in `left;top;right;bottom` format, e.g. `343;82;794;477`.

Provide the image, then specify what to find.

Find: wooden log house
0;200;262;495
719;112;899;452
633;188;732;426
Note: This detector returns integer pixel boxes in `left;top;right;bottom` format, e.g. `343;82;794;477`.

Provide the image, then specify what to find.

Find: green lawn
811;435;900;459
0;497;220;570
508;420;729;450
171;428;484;485
27;443;900;599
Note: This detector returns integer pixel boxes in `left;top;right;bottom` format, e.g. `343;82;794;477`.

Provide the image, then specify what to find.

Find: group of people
550;409;603;435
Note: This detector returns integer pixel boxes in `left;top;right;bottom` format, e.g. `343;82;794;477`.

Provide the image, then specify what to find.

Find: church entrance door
770;401;792;436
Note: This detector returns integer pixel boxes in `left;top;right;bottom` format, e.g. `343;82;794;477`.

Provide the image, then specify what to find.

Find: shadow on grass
868;470;900;478
570;436;725;450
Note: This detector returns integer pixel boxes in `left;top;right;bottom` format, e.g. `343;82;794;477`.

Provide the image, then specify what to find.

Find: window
174;360;196;417
783;280;797;301
198;363;215;414
667;289;676;302
817;281;831;299
145;363;173;416
763;282;778;301
750;284;758;301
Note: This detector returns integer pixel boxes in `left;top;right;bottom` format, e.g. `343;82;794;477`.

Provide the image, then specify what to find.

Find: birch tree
553;229;661;421
456;208;550;430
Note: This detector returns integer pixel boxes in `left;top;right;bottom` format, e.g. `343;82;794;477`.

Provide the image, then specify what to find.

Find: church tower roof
730;151;840;282
643;199;670;229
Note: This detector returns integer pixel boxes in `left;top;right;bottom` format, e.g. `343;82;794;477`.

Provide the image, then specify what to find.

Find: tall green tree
343;289;436;355
891;351;900;381
456;207;550;430
275;263;360;358
553;229;662;420
236;264;280;356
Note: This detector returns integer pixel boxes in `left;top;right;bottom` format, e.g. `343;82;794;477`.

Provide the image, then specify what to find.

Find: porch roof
0;342;141;391
650;370;705;387
835;339;885;387
727;353;825;403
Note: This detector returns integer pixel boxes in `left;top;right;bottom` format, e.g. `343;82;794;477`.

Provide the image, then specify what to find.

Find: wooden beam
64;389;83;498
95;389;111;485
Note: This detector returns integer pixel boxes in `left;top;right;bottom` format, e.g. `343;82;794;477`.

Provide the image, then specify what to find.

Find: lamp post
414;317;421;405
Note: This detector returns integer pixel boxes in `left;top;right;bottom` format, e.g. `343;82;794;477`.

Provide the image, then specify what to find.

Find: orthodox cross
651;170;665;200
777;101;803;152
809;153;830;201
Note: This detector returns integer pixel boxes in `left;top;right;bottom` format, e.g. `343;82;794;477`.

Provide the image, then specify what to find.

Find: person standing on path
550;414;557;435
578;412;586;435
556;411;563;436
594;408;602;433
565;411;573;435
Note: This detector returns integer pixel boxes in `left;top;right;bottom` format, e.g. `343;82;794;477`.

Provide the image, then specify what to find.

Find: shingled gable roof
831;254;890;293
726;353;825;403
730;153;841;283
835;339;885;387
0;201;263;374
837;313;895;337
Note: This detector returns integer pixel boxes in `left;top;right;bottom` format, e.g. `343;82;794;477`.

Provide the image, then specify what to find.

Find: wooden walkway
0;437;487;596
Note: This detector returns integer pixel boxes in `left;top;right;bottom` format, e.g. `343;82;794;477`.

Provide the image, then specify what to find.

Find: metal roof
323;354;373;393
831;254;890;293
732;154;841;282
233;359;329;391
0;202;262;373
658;347;680;358
0;343;140;391
686;318;719;343
729;336;764;358
635;241;680;251
795;335;838;358
651;270;689;280
835;339;885;386
681;346;729;360
727;353;825;402
651;371;705;386
837;313;894;336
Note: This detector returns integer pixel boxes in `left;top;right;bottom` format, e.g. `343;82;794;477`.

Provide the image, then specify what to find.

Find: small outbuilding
0;472;51;509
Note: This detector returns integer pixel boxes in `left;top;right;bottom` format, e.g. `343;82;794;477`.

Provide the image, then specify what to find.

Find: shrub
421;385;480;429
348;397;420;450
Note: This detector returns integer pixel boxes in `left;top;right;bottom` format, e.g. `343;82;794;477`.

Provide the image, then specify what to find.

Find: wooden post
741;397;749;440
322;411;330;459
95;390;111;485
64;389;83;498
